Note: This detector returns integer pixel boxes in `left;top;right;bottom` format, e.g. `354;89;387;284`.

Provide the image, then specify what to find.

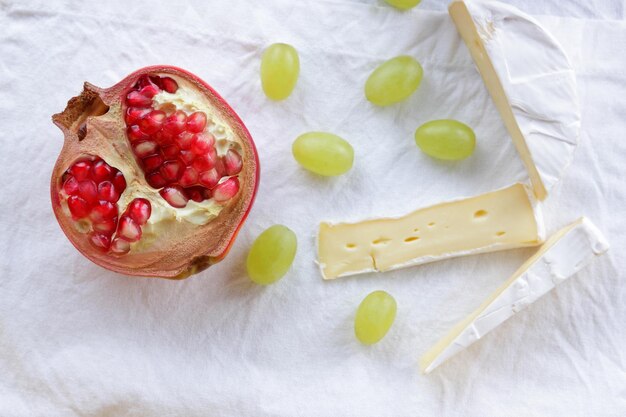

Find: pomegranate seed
78;180;98;205
153;130;174;146
117;216;142;242
160;160;183;182
190;133;215;155
139;85;160;99
89;233;111;251
180;150;195;165
176;132;195;150
70;161;91;181
127;198;151;225
126;91;152;107
125;107;150;125
92;160;114;182
213;177;240;203
93;218;117;235
163;111;187;135
162;144;180;159
223;149;243;176
67;195;90;219
137;75;159;89
97;181;120;203
139;110;166;134
160;77;179;93
192;153;216;172
112;171;126;192
133;141;158;158
127;125;150;142
179;167;199;187
146;172;167;188
160;186;189;208
198;169;219;188
143;154;164;173
185;187;205;202
62;176;79;195
110;237;131;254
90;201;118;222
186;112;207;133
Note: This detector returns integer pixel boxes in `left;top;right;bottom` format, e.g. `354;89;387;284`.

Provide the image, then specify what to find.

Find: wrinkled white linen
0;0;624;416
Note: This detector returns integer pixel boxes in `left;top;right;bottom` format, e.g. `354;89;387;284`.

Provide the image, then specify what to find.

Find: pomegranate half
51;66;259;279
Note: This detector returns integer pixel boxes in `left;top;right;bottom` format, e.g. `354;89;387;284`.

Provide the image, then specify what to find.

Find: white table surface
1;1;625;416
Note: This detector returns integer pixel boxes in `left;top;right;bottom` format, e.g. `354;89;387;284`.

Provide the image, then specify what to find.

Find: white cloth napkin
0;0;624;416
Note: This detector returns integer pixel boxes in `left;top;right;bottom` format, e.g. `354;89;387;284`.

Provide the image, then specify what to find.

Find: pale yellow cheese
318;184;544;280
449;1;548;200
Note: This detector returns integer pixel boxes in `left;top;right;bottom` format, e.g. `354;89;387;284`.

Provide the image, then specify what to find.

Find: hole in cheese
346;243;357;249
428;222;436;227
372;238;391;245
496;231;506;237
404;237;420;243
474;210;488;219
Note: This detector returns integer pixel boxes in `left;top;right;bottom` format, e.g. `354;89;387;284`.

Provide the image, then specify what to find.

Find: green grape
292;132;354;176
365;56;423;106
385;0;422;10
246;225;297;285
261;43;300;101
414;119;476;160
354;291;397;345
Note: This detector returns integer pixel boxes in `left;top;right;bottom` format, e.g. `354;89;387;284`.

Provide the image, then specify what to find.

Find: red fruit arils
127;198;151;225
97;181;120;203
176;132;195;150
163;110;187;135
117;216;142;242
67;195;90;218
180;150;195;165
126;91;152;107
110;237;131;255
90;201;118;222
143;154;164;172
93;219;117;235
185;187;205;202
90;233;111;251
186;112;207;133
63;176;79;195
112;171;126;191
139;85;160;99
78;180;98;204
133;141;158;158
162;145;180;159
198;169;219;188
139;110;166;134
191;133;215;155
179;167;198;187
192;152;215;172
70;161;91;181
160;77;179;93
92;160;114;182
128;125;150;142
125;107;151;125
213;177;240;203
223;149;243;176
160;185;188;208
147;171;167;188
160;160;183;182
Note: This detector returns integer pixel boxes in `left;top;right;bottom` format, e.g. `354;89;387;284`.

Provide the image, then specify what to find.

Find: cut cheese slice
449;0;581;200
318;183;544;280
420;217;609;374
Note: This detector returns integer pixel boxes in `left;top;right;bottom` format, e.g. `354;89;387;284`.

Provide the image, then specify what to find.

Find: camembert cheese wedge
449;0;581;200
420;217;609;374
318;183;544;280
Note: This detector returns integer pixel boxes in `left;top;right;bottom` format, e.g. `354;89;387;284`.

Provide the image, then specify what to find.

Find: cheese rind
449;0;581;200
317;183;544;280
420;217;609;374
